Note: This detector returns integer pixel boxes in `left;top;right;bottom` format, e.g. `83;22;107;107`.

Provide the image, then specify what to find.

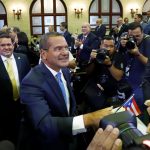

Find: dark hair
60;22;67;29
135;14;143;20
13;27;20;33
102;35;115;41
128;22;143;31
39;32;63;50
17;32;28;46
0;32;13;43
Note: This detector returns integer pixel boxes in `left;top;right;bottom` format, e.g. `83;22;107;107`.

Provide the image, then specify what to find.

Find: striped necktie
6;58;19;101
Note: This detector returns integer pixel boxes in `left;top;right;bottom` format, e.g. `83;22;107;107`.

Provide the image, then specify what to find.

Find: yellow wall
0;0;148;38
121;0;146;21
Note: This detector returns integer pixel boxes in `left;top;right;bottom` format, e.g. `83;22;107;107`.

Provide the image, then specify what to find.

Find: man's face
117;18;123;26
0;38;14;58
41;36;69;71
131;27;143;44
134;15;141;23
96;20;102;26
100;39;115;55
81;24;90;35
60;24;64;31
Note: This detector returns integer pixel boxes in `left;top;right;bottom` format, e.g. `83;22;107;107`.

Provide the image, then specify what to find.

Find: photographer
119;22;150;118
82;36;126;111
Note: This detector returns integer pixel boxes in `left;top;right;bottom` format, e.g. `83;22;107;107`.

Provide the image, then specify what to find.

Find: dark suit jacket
109;24;128;40
73;32;100;68
0;53;31;142
95;24;106;40
64;31;72;47
20;62;77;150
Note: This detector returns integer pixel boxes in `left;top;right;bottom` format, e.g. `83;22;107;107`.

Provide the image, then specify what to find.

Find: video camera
99;111;150;149
96;48;109;64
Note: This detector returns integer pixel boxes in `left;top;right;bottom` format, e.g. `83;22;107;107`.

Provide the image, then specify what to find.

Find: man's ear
40;49;47;60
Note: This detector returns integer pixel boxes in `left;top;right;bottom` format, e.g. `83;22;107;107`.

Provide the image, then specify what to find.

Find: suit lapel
0;57;12;93
0;57;10;80
14;53;22;81
39;63;69;115
62;69;76;115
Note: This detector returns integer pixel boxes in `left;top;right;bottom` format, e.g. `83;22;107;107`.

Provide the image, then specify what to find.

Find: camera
96;48;109;64
99;111;150;149
126;36;136;50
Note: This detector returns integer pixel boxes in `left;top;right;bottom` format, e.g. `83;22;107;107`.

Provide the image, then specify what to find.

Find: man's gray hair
39;32;63;50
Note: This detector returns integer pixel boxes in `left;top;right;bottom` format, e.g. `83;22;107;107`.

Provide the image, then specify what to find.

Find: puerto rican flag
123;94;141;116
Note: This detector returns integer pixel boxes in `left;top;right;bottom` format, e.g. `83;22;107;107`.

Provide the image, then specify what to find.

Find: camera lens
96;48;109;64
126;37;136;49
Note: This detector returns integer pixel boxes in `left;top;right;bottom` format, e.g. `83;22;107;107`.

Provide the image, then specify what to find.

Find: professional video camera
96;48;109;64
126;36;136;50
99;111;150;149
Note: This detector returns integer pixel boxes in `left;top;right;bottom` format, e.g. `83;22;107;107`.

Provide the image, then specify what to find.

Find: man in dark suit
0;32;31;145
72;22;100;69
60;22;72;47
95;18;106;41
19;32;112;150
109;17;128;44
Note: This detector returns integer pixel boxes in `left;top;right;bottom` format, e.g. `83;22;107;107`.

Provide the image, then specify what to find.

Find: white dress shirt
1;55;20;89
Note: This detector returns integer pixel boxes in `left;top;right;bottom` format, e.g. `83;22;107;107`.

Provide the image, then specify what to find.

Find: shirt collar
1;54;14;62
44;63;62;77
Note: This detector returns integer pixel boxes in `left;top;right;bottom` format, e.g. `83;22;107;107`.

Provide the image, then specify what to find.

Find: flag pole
115;93;135;113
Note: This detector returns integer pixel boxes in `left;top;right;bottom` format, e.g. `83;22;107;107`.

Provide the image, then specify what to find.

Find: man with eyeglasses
0;32;30;146
119;22;150;123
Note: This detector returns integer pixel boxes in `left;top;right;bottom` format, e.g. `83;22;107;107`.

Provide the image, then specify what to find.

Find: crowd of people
1;11;150;150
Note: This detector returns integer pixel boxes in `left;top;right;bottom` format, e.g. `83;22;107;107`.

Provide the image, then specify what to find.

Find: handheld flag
123;94;141;116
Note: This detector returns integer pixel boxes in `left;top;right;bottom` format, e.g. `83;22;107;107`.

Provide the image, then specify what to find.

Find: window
0;2;7;29
89;0;122;30
30;0;67;35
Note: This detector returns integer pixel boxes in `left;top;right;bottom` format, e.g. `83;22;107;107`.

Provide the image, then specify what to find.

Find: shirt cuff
80;44;83;49
72;115;87;135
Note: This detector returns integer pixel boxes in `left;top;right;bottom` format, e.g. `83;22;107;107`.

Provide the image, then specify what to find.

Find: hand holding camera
90;49;97;59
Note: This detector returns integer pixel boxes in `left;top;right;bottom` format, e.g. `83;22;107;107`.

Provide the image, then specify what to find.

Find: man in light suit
19;32;112;150
0;32;31;145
